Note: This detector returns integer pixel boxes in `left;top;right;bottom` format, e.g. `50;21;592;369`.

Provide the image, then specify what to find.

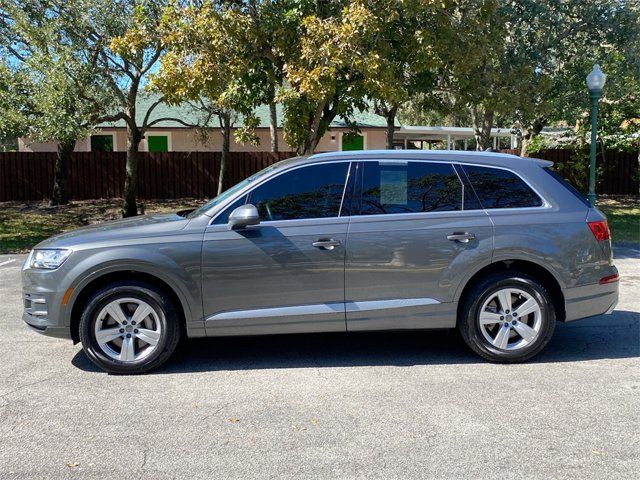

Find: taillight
588;220;610;241
599;274;619;284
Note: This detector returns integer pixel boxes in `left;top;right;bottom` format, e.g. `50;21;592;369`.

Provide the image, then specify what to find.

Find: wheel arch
69;269;190;344
455;259;566;324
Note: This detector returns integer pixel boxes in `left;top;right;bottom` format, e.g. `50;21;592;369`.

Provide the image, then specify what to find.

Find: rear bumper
563;279;619;322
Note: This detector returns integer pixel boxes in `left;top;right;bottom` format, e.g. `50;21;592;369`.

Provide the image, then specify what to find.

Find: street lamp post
586;64;606;207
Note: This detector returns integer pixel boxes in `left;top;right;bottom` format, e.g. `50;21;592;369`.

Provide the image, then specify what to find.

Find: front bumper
22;267;72;339
564;277;619;322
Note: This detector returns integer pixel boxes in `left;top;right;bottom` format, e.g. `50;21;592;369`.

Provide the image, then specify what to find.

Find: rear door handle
447;232;476;243
312;239;342;250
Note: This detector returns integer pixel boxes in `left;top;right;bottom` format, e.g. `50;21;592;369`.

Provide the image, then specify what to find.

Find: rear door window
356;161;463;215
462;165;543;209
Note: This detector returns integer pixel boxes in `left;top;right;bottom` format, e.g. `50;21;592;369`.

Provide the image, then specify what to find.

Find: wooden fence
0;149;637;202
501;148;639;196
0;151;296;202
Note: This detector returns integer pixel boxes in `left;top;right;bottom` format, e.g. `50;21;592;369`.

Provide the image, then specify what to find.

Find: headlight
29;249;72;270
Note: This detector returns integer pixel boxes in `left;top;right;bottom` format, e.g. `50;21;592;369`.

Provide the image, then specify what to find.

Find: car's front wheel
79;281;181;374
458;272;556;363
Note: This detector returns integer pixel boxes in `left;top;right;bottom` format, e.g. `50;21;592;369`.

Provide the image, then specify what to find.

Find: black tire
458;271;556;363
79;281;181;374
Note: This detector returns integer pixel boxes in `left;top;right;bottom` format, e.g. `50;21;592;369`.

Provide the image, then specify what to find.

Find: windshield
187;162;285;219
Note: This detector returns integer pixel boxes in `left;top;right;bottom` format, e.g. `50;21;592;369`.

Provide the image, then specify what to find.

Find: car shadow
71;310;639;374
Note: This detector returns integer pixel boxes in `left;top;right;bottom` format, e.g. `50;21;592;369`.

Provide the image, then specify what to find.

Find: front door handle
447;232;476;243
312;239;342;250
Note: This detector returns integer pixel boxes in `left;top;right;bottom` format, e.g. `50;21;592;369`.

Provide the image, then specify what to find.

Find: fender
63;246;204;337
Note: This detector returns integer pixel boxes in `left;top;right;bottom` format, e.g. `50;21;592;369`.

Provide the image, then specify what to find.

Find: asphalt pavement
0;248;638;479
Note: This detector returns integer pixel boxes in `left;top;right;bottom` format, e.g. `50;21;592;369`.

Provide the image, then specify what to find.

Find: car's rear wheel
79;281;181;374
458;272;556;363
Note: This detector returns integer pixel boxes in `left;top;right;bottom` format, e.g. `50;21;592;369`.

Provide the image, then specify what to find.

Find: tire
79;281;181;374
458;271;556;363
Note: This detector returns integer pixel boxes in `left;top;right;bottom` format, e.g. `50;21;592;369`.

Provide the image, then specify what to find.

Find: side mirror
228;204;260;230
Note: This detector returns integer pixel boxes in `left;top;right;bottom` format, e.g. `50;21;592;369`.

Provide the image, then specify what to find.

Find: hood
35;213;192;249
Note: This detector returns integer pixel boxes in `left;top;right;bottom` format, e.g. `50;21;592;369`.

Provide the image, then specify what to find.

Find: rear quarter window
542;167;590;207
462;165;543;209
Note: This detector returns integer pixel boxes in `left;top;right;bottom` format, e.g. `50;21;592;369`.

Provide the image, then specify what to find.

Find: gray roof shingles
98;95;397;129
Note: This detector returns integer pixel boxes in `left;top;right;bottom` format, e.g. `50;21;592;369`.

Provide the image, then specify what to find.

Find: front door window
247;163;350;221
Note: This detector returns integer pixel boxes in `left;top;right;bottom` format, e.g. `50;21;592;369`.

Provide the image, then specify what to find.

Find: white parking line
0;259;17;267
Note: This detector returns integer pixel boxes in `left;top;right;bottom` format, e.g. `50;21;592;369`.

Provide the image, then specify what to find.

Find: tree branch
141;96;166;130
144;117;197;129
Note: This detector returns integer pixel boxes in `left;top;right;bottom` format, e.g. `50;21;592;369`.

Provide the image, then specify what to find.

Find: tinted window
358;161;462;215
463;165;542;209
248;163;349;221
543;167;589;207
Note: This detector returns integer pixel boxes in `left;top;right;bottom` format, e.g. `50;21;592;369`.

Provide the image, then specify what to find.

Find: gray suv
22;151;619;373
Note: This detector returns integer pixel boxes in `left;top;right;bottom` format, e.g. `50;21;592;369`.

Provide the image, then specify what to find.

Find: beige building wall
18;127;390;153
18;138;62;152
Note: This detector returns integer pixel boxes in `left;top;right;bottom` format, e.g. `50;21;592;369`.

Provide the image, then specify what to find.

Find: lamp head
586;64;606;92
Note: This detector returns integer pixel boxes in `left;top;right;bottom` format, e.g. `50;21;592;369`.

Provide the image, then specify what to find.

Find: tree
151;1;260;195
0;62;29;152
357;0;448;149
506;0;637;155
400;0;635;154
30;60;111;205
2;0;204;214
433;0;515;150
0;1;113;205
76;0;175;216
277;0;373;154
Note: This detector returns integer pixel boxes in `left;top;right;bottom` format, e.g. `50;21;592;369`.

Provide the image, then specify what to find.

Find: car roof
303;150;552;168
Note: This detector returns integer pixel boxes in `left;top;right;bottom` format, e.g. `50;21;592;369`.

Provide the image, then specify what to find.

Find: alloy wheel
94;297;162;362
478;288;542;350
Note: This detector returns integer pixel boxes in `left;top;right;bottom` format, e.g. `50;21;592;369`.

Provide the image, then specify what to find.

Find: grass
0;196;638;254
597;196;640;246
0;198;204;254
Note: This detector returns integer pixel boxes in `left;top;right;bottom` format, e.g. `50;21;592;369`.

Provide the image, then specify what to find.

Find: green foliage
2;0;639;162
0;1;114;148
403;0;639;153
0;62;30;147
525;135;553;154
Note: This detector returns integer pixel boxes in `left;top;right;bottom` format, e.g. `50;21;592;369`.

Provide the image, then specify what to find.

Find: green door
342;133;364;151
147;135;169;153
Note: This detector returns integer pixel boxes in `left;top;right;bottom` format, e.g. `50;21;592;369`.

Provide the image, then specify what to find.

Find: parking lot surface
0;248;638;479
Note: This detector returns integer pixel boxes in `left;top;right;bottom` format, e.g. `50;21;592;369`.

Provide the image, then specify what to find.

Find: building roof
98;95;396;129
395;125;514;138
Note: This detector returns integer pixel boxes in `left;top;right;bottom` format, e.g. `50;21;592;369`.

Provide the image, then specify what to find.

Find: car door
345;159;493;331
201;161;353;336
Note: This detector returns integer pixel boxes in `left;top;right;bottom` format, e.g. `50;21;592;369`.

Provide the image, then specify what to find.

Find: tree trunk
218;112;232;195
472;109;494;151
269;102;279;152
385;105;398;149
298;99;336;155
50;141;74;206
122;128;142;217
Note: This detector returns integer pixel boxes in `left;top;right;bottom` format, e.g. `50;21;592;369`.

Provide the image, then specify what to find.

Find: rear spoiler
526;157;554;168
